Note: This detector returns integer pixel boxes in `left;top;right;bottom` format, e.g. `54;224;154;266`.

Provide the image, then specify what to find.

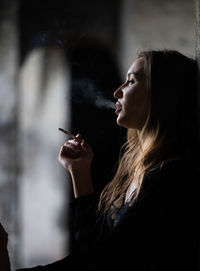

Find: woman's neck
125;180;138;203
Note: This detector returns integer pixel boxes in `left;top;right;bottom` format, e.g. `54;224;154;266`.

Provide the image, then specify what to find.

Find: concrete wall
18;47;71;267
119;0;196;75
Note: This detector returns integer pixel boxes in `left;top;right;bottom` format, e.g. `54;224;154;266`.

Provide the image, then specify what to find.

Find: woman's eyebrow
126;72;138;80
127;71;143;81
127;72;137;76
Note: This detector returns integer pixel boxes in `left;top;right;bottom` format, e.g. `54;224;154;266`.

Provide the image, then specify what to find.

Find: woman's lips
115;101;122;114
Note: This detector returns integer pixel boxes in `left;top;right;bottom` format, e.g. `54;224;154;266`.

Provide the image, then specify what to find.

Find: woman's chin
116;115;127;128
116;115;135;129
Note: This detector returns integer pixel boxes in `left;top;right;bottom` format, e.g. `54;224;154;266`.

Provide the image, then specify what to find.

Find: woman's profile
17;50;200;271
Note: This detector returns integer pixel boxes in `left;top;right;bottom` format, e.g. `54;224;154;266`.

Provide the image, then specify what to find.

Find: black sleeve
70;193;103;248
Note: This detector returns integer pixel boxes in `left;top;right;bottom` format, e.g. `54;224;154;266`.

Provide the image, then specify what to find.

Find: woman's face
114;57;147;130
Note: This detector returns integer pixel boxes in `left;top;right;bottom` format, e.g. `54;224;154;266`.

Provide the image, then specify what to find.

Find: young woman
17;50;200;271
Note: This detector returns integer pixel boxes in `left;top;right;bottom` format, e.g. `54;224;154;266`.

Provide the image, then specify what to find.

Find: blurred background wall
0;0;197;270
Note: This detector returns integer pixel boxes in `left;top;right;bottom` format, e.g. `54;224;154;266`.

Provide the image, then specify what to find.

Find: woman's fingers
81;139;91;152
62;136;93;156
58;135;93;172
59;145;81;159
64;140;83;152
74;133;82;144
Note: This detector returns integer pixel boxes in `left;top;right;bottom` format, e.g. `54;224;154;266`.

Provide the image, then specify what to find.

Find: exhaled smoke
95;95;115;109
71;78;116;110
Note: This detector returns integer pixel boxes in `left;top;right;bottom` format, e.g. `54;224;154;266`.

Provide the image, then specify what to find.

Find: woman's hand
58;134;94;173
0;223;11;271
58;134;94;197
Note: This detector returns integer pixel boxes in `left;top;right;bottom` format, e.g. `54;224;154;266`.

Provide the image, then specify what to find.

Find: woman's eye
127;80;135;86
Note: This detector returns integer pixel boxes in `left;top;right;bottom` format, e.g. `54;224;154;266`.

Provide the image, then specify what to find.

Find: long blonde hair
98;50;198;214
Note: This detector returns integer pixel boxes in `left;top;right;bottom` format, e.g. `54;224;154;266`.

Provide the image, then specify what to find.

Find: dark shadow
66;37;126;252
68;38;126;192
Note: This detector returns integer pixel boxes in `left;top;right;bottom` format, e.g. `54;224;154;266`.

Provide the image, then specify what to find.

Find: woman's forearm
70;168;95;198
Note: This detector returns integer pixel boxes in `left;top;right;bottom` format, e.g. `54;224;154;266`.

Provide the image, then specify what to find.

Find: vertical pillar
0;0;19;269
195;1;200;268
196;0;200;135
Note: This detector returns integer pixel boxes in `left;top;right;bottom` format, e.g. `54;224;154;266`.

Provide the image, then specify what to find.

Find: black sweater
17;159;200;271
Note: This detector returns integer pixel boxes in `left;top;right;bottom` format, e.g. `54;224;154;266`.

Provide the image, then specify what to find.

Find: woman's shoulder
136;159;200;208
150;158;199;176
145;158;200;190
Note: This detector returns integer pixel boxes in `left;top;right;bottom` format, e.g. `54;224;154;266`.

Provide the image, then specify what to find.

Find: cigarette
58;128;76;139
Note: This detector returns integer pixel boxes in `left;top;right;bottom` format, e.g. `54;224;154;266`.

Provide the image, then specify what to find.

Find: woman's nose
113;84;123;99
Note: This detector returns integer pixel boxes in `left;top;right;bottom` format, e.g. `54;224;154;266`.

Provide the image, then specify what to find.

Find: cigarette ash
71;78;115;110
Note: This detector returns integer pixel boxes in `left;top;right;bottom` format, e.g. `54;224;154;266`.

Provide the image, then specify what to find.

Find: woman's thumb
81;139;91;152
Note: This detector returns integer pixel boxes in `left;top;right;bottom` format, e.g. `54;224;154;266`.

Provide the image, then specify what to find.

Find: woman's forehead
127;58;144;80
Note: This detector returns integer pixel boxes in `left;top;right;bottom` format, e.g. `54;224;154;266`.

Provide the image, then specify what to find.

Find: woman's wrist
70;167;94;198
